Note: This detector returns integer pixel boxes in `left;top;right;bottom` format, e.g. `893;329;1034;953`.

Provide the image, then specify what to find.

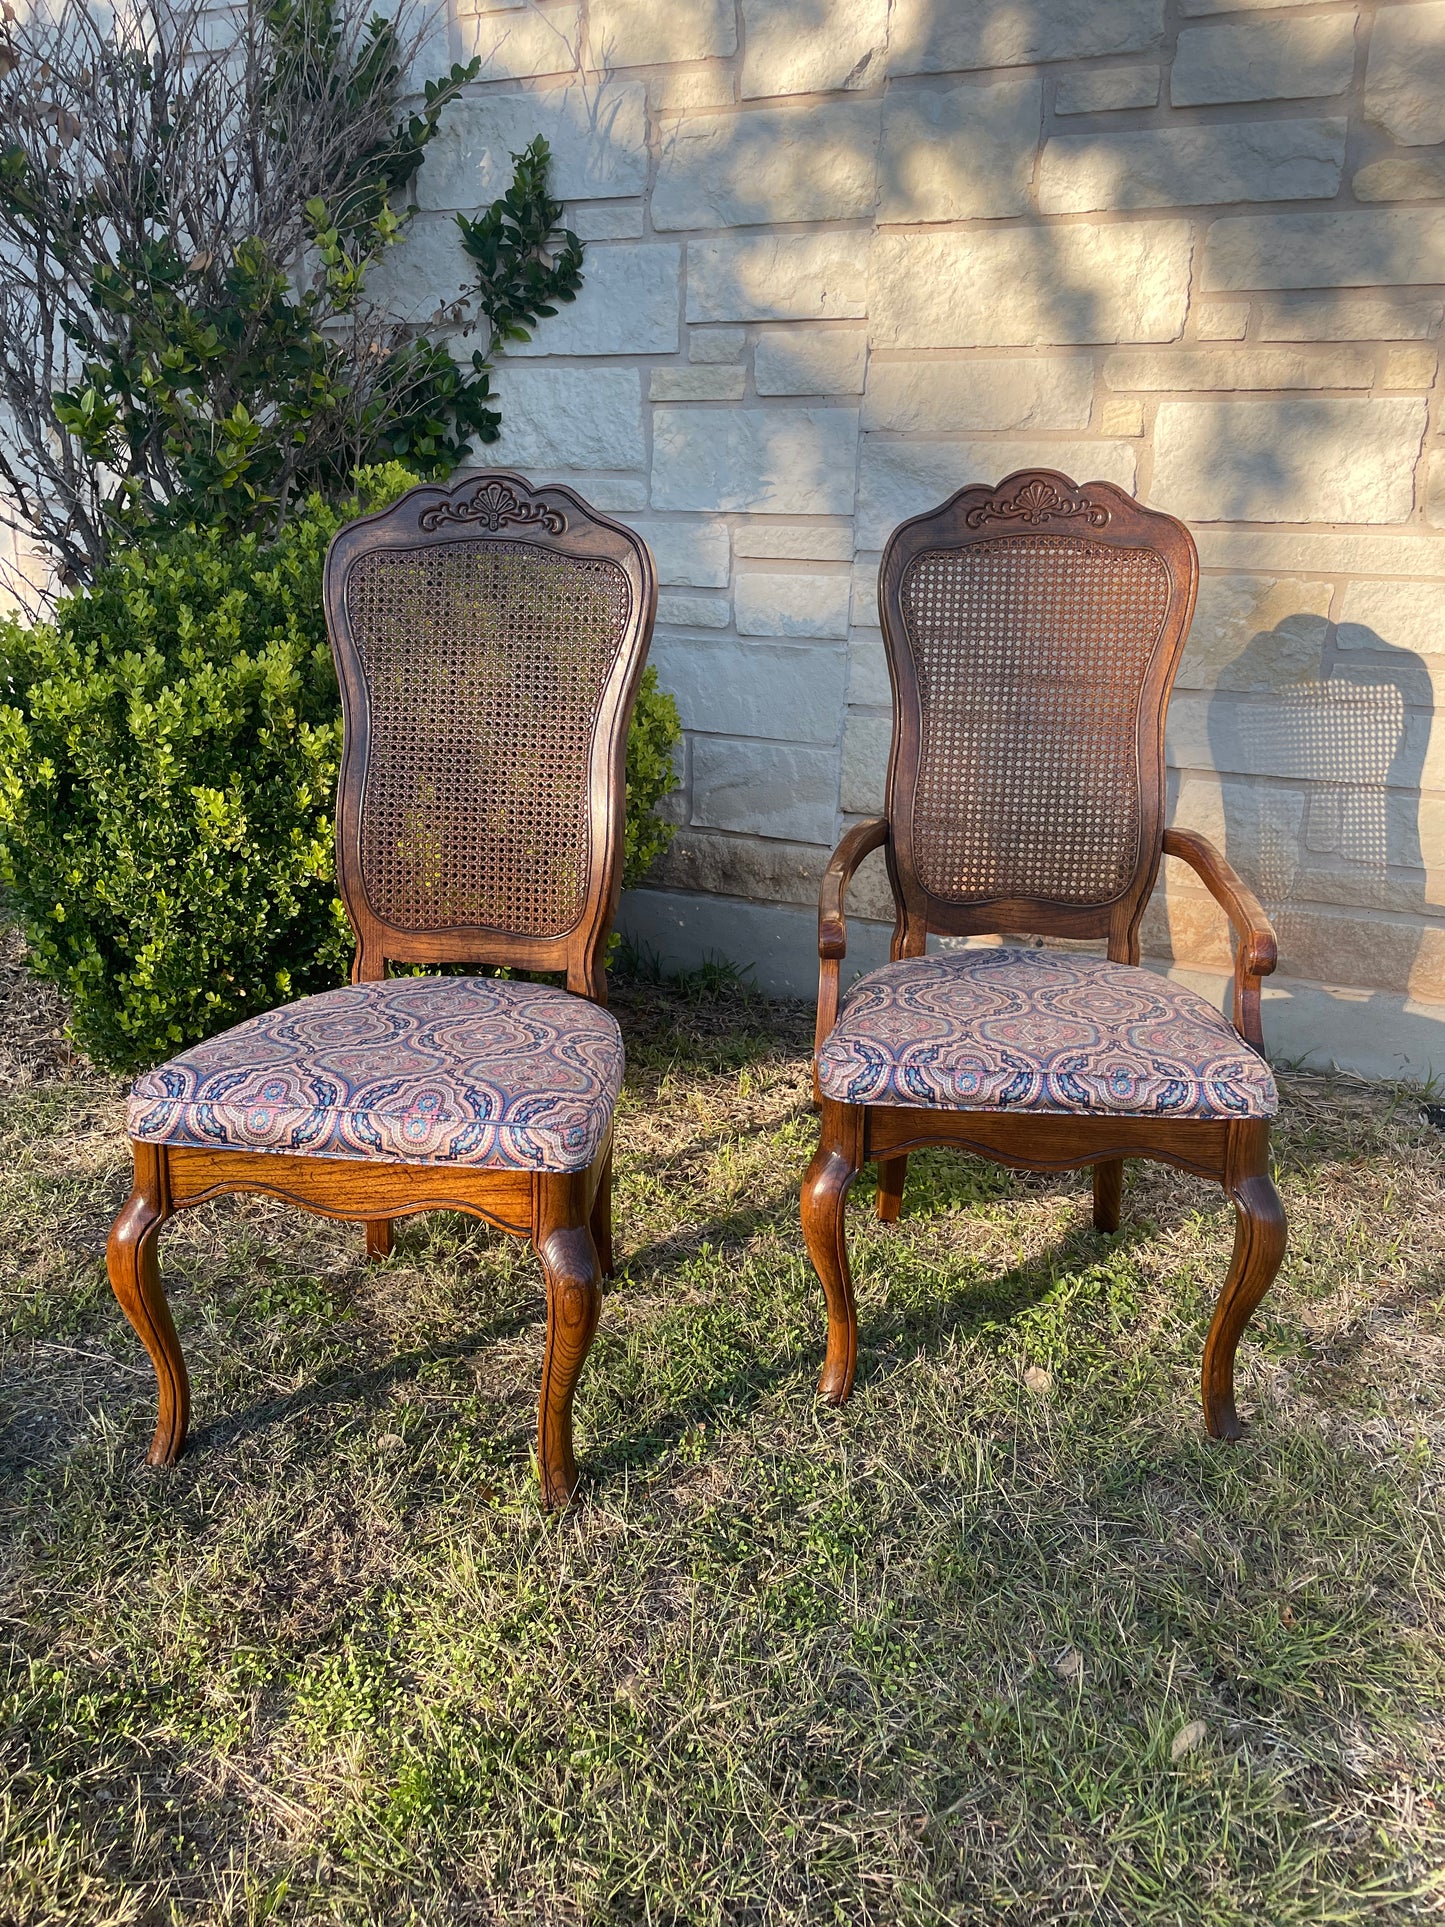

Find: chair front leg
534;1170;604;1507
801;1100;863;1403
1204;1124;1286;1440
365;1219;394;1259
107;1141;189;1466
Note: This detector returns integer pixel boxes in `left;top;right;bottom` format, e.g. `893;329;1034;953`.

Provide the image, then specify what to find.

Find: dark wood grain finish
164;1145;535;1234
534;1164;606;1507
864;1107;1233;1177
1163;828;1278;1051
106;1141;188;1467
589;1145;615;1281
875;1156;908;1225
800;1101;863;1405
1092;1158;1123;1235
814;815;889;1091
1208;1130;1287;1440
106;474;656;1504
805;472;1286;1441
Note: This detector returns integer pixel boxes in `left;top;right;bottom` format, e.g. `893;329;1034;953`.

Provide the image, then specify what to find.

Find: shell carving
964;478;1111;530
418;479;567;535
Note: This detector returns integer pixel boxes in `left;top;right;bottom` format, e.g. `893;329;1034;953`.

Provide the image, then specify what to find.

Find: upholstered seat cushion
127;978;622;1172
817;949;1276;1120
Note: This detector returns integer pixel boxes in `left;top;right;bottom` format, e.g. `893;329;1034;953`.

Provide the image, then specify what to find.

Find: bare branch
0;0;441;577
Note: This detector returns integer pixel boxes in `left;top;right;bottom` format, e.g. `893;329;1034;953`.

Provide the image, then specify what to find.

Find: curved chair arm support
816;818;890;1078
1162;828;1277;1052
820;816;890;960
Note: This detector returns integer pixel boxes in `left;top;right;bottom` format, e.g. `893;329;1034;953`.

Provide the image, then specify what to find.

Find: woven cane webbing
899;536;1172;906
345;540;632;937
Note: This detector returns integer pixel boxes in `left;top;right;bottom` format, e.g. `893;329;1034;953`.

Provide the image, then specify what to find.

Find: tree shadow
608;0;1417;972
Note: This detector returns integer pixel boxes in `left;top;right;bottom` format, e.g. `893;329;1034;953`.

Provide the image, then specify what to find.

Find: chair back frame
877;469;1198;965
324;471;658;1000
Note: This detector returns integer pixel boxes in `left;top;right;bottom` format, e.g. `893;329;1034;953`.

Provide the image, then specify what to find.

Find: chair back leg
106;1142;188;1466
1093;1159;1123;1234
589;1146;615;1280
876;1154;908;1223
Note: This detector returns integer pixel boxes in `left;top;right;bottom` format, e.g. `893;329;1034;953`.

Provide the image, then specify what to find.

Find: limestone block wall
11;0;1439;1075
383;0;1445;1078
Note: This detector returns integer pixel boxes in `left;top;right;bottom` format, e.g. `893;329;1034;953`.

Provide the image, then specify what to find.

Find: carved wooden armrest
1162;828;1277;1052
815;817;889;1075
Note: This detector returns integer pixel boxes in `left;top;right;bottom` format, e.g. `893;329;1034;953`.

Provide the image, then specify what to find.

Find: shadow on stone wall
441;0;1440;1068
1193;617;1436;1037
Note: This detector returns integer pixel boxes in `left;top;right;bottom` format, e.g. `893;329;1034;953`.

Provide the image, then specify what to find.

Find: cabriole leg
106;1142;188;1467
801;1102;863;1404
1093;1158;1123;1234
1203;1138;1286;1440
876;1154;908;1224
534;1173;604;1507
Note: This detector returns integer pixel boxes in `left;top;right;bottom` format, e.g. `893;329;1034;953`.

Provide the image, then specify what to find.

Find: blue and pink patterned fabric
817;949;1276;1120
127;977;622;1171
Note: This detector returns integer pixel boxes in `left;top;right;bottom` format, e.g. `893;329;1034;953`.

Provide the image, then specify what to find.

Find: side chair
803;469;1284;1442
106;472;657;1504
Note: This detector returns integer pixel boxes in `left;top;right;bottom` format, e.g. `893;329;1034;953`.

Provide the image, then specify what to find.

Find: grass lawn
2;937;1444;1924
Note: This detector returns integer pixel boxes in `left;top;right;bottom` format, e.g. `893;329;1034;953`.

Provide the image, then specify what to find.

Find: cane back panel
324;474;657;977
879;471;1198;943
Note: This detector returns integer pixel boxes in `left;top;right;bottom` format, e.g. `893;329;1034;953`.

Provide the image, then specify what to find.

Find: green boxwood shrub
0;467;681;1074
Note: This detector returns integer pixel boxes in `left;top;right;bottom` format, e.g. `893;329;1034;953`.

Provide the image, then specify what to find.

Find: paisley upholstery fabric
127;978;622;1171
817;949;1276;1120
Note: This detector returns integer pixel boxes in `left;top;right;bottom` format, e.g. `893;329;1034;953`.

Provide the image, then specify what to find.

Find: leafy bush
0;471;680;1073
624;667;682;888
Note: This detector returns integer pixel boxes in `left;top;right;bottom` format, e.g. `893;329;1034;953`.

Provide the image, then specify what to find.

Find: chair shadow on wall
1197;619;1435;1074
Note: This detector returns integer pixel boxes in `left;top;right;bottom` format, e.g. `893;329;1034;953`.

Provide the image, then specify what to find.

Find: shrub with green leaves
623;667;682;888
0;469;681;1074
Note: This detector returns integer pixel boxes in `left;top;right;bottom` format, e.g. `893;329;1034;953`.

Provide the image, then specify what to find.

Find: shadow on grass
184;1110;1194;1488
185;1307;542;1460
610;977;814;1085
168;1171;1143;1488
589;1162;1155;1484
116;1114;1209;1494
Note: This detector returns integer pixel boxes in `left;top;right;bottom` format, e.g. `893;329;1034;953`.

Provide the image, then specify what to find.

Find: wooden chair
106;472;657;1505
803;470;1284;1440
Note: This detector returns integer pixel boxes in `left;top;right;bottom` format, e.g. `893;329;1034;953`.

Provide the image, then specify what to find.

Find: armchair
803;471;1285;1440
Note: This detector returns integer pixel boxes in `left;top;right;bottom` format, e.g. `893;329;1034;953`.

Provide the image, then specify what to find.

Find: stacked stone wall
18;0;1445;1074
383;0;1445;1078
